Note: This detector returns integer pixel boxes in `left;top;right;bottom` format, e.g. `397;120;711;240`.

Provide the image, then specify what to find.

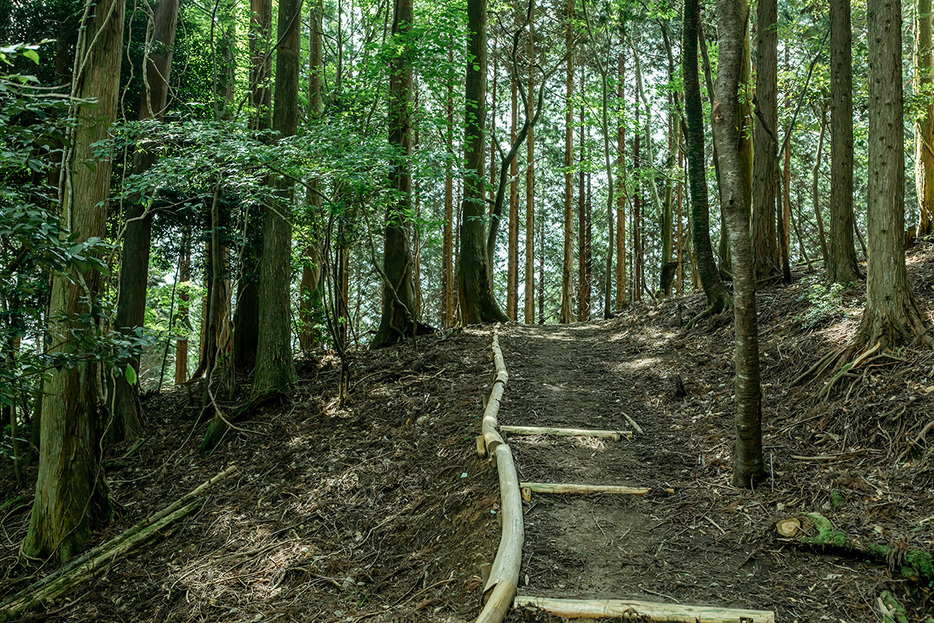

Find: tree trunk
372;0;423;347
858;0;929;348
560;0;576;324
683;0;731;314
812;104;829;265
578;83;590;322
524;0;536;324
616;48;626;310
442;43;456;328
175;229;191;384
299;0;325;352
827;0;861;283
458;0;508;324
916;0;934;236
251;0;300;394
632;42;642;302
751;0;780;279
710;0;764;488
111;0;178;443
232;0;272;369
23;0;125;563
507;75;519;320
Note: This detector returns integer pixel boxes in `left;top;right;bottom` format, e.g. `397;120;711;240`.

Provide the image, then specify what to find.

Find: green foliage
795;278;854;329
0;43;156;413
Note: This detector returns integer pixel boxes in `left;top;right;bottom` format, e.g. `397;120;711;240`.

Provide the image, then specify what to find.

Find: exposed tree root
684;298;730;332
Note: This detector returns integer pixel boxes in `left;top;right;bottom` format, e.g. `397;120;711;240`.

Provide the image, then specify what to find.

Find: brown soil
3;246;934;622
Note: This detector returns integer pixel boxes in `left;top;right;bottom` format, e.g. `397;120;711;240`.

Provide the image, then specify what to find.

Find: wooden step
520;482;650;500
513;596;775;623
500;425;631;441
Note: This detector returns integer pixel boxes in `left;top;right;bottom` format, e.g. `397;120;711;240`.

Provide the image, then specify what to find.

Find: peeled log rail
513;596;775;622
500;425;631;440
0;465;237;622
475;326;524;623
521;482;650;499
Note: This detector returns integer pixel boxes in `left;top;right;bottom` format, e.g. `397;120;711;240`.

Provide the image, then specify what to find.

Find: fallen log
779;512;934;582
0;465;237;622
500;425;630;441
520;482;650;500
513;596;775;622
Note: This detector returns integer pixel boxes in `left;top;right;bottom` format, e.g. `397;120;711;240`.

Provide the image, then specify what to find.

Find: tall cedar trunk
582;4;615;320
683;0;730;314
524;1;536;324
827;0;860;282
442;43;455;328
916;0;934;236
859;0;928;347
507;75;519;320
232;0;272;369
560;0;575;323
616;48;626;309
457;0;508;324
299;0;325;351
372;0;422;347
111;0;178;442
23;0;125;562
751;0;780;279
194;3;235;381
813;105;829;264
676;142;684;293
175;228;191;384
578;86;590;321
711;0;764;488
632;38;642;302
251;0;300;394
661;85;677;297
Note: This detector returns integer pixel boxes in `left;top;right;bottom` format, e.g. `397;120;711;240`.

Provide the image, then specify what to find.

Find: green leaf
125;364;137;386
22;49;40;65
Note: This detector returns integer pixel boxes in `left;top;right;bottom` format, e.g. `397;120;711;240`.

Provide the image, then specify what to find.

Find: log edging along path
474;325;524;623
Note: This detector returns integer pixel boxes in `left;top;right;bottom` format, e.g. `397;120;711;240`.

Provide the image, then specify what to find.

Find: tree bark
577;79;590;321
752;0;780;279
111;0;178;442
916;0;934;236
175;229;191;384
299;0;325;351
372;0;423;347
232;0;272;369
683;0;731;314
827;0;861;283
507;75;519;320
251;0;300;394
458;0;508;324
524;0;536;324
442;43;456;328
616;48;626;309
560;0;576;323
812;104;829;265
710;0;764;488
858;0;929;348
23;0;125;563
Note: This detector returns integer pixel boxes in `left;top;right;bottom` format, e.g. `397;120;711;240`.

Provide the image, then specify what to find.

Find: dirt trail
497;320;883;622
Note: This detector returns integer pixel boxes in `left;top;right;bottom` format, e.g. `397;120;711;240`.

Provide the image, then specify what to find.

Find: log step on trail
500;425;632;441
513;596;776;623
520;482;650;501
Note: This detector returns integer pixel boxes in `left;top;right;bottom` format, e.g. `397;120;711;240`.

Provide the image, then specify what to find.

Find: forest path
495;320;785;621
497;321;695;603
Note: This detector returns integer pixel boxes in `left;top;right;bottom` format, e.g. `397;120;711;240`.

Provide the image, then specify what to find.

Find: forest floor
3;247;934;622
